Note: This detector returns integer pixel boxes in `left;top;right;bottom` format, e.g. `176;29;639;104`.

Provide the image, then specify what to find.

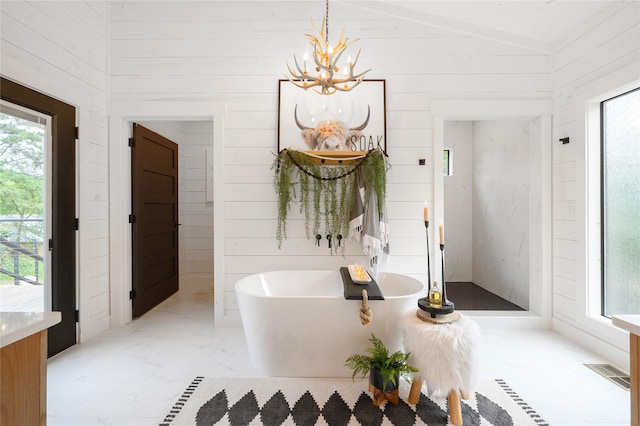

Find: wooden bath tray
340;267;385;300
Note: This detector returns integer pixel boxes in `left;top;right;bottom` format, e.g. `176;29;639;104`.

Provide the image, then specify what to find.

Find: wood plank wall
551;2;639;331
108;1;553;319
2;1;637;340
1;1;110;340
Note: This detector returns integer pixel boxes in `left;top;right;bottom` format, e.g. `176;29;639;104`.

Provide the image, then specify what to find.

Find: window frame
0;77;77;357
569;63;638;361
599;87;640;318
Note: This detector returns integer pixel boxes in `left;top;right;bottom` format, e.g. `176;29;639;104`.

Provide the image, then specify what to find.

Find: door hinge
48;239;54;251
75;127;79;139
75;310;80;322
129;214;136;224
129;290;137;300
74;218;79;230
128;137;135;148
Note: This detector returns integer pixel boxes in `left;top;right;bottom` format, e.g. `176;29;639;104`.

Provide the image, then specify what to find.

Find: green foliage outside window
443;149;451;176
0;113;45;285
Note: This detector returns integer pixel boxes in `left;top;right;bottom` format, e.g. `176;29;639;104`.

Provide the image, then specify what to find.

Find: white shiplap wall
179;121;215;299
108;1;553;322
3;0;637;354
0;1;110;340
551;1;640;363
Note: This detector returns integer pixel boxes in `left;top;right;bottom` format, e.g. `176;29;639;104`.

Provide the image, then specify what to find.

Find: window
601;87;640;317
443;149;452;176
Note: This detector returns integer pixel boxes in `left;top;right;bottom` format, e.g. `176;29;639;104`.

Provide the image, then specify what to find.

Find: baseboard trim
553;318;629;373
464;311;545;329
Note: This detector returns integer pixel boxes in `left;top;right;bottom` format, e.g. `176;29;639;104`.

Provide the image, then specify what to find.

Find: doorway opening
131;120;214;316
109;100;225;328
443;118;542;312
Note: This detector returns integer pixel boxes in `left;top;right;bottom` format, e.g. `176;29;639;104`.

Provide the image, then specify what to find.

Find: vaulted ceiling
336;1;633;53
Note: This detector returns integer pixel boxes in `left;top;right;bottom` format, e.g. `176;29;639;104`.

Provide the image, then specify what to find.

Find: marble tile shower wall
472;120;530;309
444;121;473;282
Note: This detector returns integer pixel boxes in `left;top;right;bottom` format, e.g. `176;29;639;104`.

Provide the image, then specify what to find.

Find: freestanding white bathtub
235;270;425;377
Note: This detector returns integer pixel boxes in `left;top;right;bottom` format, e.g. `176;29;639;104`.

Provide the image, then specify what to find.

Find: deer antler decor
286;0;371;95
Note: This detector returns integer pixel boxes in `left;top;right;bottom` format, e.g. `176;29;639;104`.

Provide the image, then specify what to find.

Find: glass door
0;101;51;312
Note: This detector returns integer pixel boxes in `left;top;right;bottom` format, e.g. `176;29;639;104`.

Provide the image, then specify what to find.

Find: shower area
443;119;538;311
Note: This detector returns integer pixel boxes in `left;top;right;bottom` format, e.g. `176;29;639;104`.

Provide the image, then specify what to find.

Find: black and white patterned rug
160;377;548;426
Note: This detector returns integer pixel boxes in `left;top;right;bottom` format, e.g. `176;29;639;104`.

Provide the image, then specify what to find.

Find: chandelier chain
325;0;329;43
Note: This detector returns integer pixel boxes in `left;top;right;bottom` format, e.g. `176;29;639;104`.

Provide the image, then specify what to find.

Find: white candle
439;223;444;245
423;203;429;222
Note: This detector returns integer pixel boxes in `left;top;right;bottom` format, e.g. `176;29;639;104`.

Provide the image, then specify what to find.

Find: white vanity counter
612;314;640;336
0;311;61;347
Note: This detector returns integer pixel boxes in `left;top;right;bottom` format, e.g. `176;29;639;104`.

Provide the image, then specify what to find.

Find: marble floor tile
47;295;629;426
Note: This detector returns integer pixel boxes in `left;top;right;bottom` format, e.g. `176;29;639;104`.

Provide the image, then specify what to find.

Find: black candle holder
425;221;432;289
417;224;455;318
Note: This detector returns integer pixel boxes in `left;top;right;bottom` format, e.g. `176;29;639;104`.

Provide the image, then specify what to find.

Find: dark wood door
131;124;179;317
1;77;77;357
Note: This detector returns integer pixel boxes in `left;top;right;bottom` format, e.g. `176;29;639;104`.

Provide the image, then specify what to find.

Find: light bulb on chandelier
286;0;371;95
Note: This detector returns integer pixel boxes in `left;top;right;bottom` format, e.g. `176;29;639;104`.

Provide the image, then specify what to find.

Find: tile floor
47;291;630;426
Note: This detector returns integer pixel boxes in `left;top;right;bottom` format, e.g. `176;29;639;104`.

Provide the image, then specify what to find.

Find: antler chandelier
286;0;371;95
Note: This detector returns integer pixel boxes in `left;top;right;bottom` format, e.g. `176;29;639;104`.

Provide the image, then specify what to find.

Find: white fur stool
401;311;480;426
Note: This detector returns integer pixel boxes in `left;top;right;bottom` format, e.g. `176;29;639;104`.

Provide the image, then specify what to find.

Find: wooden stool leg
448;389;463;426
408;377;423;404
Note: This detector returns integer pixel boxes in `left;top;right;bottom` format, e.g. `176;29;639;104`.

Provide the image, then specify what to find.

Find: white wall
551;1;639;365
108;1;553;322
472;120;530;309
0;1;110;340
179;121;215;302
443;121;473;282
3;1;636;360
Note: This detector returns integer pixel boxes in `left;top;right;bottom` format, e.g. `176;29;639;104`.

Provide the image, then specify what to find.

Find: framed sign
277;79;387;154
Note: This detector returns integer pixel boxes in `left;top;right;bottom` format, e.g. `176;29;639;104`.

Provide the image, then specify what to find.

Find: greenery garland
272;149;389;254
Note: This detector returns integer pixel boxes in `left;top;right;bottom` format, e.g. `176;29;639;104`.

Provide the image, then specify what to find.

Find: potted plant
345;333;418;405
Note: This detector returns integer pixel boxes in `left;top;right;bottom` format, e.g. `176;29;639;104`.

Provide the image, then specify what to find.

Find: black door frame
0;77;77;357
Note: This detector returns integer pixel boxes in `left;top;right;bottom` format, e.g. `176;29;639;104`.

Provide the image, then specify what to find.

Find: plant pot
369;368;399;393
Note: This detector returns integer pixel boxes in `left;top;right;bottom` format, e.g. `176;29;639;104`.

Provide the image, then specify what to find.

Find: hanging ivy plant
272;149;389;254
